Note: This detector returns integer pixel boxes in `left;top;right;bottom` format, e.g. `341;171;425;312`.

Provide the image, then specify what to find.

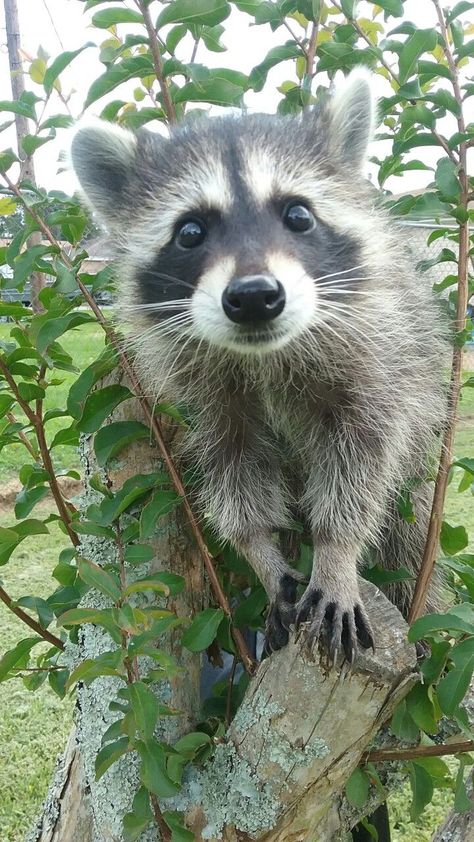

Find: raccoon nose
222;275;285;323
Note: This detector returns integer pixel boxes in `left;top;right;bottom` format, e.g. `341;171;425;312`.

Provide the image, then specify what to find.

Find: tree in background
0;1;473;840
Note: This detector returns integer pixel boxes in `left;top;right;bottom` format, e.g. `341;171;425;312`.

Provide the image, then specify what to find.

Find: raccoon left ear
327;68;375;170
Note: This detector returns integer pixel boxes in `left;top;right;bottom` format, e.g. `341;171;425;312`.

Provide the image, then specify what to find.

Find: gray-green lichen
167;742;280;839
232;694;329;775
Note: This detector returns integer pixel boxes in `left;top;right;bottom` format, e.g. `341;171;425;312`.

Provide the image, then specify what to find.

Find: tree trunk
431;778;473;842
28;384;417;842
4;0;44;311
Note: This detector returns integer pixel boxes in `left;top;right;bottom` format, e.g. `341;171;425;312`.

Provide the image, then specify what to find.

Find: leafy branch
0;171;256;676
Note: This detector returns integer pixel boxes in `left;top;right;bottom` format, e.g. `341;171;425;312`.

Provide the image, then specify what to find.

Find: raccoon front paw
294;586;374;664
264;573;300;654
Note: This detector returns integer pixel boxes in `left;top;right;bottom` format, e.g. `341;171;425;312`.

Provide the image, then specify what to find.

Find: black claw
341;613;355;663
354;605;374;650
295;588;322;628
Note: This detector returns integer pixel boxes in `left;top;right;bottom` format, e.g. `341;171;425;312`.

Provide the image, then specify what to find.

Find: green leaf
94;420;150;466
98;473;165;525
250;43;302;92
0;393;15;416
123;544;155;565
49;668;69;698
36;312;95;354
17;382;45;402
15;485;49;519
126;572;184;598
174;79;244;106
92;8;143;27
163;811;194;842
0;98;36;120
157;0;231;28
95;736;130;779
435;158;460;200
66;650;125;689
408;761;434;820
234;587;267;626
129;682;159;741
44;44;95;94
74;521;116;539
137;739;181;798
77;556;122;602
182;607;224;651
398;29;438;84
440;522;469;556
0;636;42;681
447;1;474;23
123;787;153;842
405;683;438;733
454;756;472;812
372;0;404;16
390;699;419;742
85;56;154;108
77;385;132;434
437;658;474;716
140;491;181;539
174;731;212;758
409;612;474;641
67;345;118;419
16;595;54;628
345;767;370;808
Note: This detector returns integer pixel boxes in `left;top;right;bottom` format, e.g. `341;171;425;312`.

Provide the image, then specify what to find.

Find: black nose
222;275;285;324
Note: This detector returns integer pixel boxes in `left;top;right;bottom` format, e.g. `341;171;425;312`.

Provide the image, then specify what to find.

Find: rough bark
4;0;44;311
28;381;417;842
431;779;474;842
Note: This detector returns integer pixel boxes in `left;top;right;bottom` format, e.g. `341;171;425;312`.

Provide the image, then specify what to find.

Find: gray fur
71;71;447;661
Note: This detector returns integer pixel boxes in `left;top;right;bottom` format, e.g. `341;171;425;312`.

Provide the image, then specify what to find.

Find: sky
0;0;471;193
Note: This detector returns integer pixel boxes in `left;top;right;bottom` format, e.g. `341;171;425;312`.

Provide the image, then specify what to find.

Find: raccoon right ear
326;68;375;170
69;120;138;227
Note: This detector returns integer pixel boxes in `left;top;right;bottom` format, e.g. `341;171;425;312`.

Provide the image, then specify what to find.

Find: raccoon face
70;69;375;356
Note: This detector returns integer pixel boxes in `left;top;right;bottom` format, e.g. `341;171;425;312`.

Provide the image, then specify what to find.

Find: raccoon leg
237;534;305;653
295;420;394;661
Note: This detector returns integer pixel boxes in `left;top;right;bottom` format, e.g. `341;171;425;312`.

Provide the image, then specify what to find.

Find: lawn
0;319;472;841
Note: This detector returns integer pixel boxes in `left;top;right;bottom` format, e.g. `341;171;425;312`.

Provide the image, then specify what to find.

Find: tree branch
134;0;177;124
0;173;257;676
0;585;64;650
365;739;474;764
409;0;470;622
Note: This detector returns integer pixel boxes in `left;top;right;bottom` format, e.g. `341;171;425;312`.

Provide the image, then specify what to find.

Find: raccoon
70;69;446;663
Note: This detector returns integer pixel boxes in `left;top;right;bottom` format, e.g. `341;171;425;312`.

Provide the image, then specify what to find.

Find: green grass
0;321;472;840
0;521;72;842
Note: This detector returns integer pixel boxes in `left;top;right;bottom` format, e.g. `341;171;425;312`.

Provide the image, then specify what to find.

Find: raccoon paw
294;586;374;665
264;573;300;654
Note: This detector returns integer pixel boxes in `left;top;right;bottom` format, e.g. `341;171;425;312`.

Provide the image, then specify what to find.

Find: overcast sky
0;0;471;193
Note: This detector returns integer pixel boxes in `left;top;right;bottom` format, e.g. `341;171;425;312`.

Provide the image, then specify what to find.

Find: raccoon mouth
230;325;291;350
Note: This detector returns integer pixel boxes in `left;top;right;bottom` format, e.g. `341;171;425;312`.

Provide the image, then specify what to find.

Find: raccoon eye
176;218;207;249
283;203;315;233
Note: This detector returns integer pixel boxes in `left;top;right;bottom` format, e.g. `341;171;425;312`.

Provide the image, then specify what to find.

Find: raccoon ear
327;68;375;170
69;120;138;226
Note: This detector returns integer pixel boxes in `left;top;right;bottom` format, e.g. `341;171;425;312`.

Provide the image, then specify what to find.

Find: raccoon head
70;69;376;357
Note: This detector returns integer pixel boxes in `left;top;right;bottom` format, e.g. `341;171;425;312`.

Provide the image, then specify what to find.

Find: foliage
0;0;473;839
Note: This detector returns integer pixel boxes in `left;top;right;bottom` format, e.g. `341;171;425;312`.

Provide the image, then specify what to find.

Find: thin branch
282;19;309;57
0;585;64;650
365;739;474;764
35;396;79;547
134;0;177;124
150;794;171;842
0;173;257;676
6;411;37;458
305;19;319;80
409;1;470;622
190;37;200;64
